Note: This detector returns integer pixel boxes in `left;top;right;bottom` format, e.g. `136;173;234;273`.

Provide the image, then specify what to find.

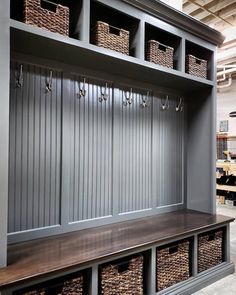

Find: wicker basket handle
109;24;123;36
169;245;178;254
208;233;215;241
116;260;130;273
39;0;59;13
192;56;205;65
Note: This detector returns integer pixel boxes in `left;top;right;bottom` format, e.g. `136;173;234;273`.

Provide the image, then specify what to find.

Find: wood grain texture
0;209;234;289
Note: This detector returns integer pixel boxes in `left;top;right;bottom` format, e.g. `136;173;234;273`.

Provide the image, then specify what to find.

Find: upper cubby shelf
10;19;214;92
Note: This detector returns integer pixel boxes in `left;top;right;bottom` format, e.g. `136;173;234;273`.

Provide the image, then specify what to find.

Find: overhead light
222;26;236;43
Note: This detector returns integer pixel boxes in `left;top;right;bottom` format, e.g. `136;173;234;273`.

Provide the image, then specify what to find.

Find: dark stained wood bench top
0;209;234;289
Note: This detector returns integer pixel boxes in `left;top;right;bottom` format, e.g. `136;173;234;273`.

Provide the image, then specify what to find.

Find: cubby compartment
185;40;213;80
10;0;83;38
156;239;193;292
145;23;181;70
98;251;150;295
14;268;91;295
198;228;225;273
90;0;140;56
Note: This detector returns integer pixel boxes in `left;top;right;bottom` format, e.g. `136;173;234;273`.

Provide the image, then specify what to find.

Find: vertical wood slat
69;75;113;222
8;61;62;233
116;88;152;214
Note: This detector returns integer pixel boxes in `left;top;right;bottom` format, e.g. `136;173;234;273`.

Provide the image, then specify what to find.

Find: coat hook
46;70;53;93
123;88;133;106
16;65;23;88
140;91;151;108
78;78;86;98
99;82;109;102
161;95;169;110
176;97;183;112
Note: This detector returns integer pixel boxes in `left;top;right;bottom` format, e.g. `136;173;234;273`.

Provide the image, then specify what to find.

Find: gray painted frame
0;0;10;267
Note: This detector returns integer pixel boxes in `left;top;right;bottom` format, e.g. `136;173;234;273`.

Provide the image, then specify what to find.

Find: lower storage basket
99;255;143;295
156;240;190;291
186;54;207;79
146;40;174;68
18;273;83;295
92;21;130;55
23;0;69;36
198;229;223;273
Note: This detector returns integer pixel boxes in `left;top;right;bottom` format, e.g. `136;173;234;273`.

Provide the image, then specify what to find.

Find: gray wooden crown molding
122;0;225;46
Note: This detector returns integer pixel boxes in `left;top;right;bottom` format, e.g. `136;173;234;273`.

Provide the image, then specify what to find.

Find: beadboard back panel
8;61;62;233
8;59;184;241
114;87;153;214
68;75;113;222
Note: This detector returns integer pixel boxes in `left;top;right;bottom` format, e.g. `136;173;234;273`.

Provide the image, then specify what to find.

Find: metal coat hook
176;97;183;112
99;82;109;102
161;95;169;110
16;65;23;88
140;91;151;108
46;70;53;93
123;88;133;106
78;78;86;98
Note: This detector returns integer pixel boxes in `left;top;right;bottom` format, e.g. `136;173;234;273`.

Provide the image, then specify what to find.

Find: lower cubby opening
14;268;91;295
198;227;226;273
98;251;150;295
156;238;193;292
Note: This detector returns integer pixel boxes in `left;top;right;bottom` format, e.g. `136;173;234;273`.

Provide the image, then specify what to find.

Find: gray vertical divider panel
0;0;10;267
116;87;152;214
157;95;184;207
8;61;62;233
69;75;113;222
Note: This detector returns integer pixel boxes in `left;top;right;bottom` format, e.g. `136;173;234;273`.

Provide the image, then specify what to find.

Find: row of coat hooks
16;65;53;93
78;77;184;112
15;66;183;112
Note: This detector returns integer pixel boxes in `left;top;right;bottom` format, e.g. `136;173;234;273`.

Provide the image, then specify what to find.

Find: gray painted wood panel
115;87;152;214
153;95;184;207
8;61;62;233
69;75;113;222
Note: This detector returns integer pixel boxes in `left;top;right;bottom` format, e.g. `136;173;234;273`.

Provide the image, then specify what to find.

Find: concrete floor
193;204;236;295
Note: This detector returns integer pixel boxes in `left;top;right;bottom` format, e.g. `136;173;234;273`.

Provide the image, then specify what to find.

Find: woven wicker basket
198;229;223;273
100;255;143;295
22;274;83;295
92;21;130;55
186;54;207;79
156;240;190;291
23;0;69;36
147;40;174;68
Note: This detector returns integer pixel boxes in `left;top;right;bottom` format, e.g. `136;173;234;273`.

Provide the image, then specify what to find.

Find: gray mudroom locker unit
0;0;234;294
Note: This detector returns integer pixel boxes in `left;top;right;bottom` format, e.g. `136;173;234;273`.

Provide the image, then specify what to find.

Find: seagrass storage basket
198;229;223;273
186;54;207;79
99;255;143;295
147;40;174;68
20;273;83;295
92;21;130;55
156;240;190;291
23;0;69;36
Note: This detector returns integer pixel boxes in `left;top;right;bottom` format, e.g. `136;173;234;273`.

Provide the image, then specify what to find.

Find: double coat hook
99;83;109;102
78;78;86;98
123;88;133;106
16;65;23;88
161;95;169;110
140;91;151;108
176;97;183;112
45;70;53;93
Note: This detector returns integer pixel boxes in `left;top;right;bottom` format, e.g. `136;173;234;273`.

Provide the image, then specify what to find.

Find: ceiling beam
183;0;213;15
190;0;235;20
185;0;234;27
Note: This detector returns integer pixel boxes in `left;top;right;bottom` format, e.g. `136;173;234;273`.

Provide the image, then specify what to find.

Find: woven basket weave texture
186;54;207;79
198;230;223;273
100;256;143;295
156;240;190;291
23;0;69;36
147;40;174;68
92;21;130;55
